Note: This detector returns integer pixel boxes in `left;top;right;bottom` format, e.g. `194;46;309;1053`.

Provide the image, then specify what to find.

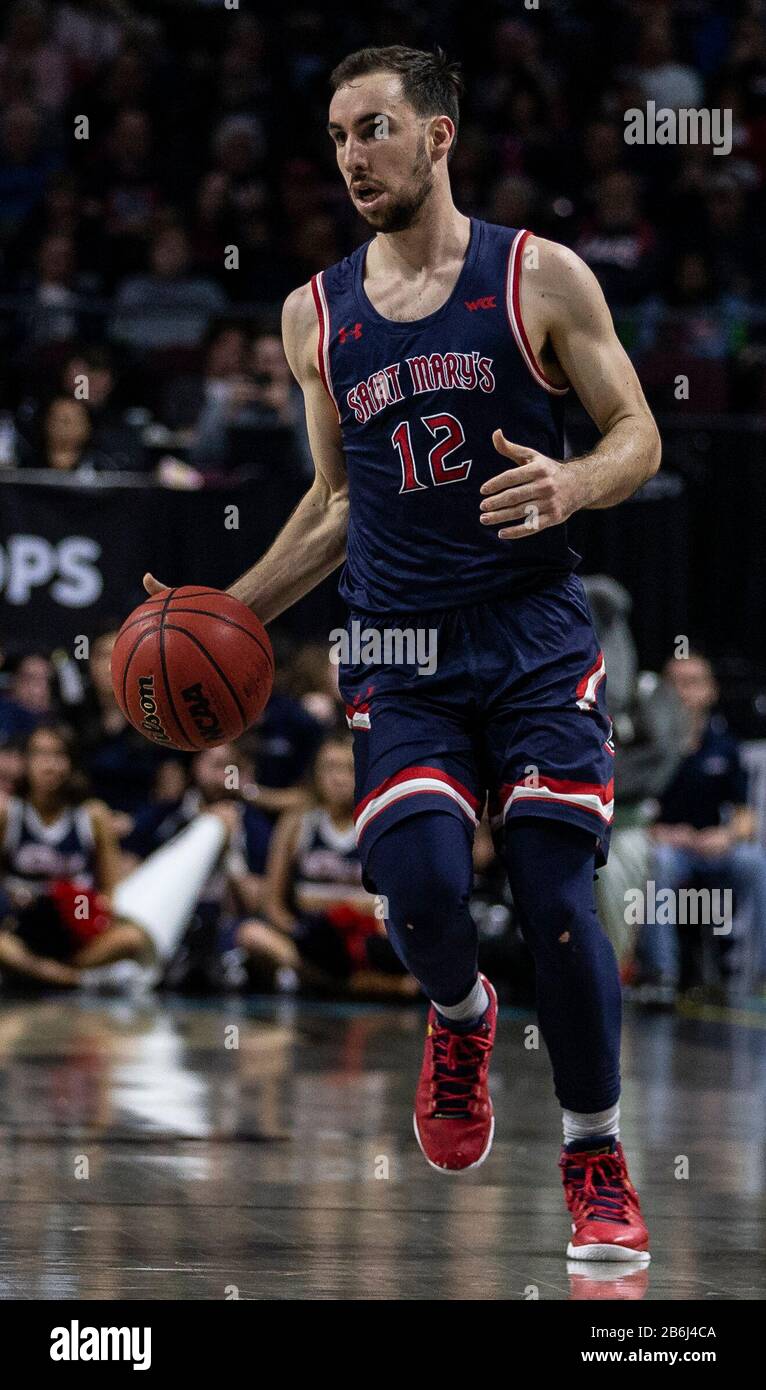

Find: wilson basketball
111;586;274;752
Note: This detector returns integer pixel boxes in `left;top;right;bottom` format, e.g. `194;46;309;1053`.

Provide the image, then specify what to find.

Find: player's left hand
479;431;581;539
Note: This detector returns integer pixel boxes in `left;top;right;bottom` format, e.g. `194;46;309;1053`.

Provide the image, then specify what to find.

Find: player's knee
368;813;473;933
520;883;597;958
547;896;583;948
109;921;152;960
391;856;466;929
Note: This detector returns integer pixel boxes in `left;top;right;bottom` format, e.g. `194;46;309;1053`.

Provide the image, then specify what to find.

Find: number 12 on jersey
392;413;472;492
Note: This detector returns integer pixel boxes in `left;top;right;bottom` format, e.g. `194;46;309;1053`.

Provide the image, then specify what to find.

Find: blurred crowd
1;598;764;1004
1;0;766;484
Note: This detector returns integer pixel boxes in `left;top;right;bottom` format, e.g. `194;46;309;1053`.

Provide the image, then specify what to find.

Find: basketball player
145;47;660;1260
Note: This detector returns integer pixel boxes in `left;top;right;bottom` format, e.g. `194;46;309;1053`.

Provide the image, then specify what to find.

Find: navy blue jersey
1;796;96;897
292;807;365;913
659;715;749;830
312;220;577;613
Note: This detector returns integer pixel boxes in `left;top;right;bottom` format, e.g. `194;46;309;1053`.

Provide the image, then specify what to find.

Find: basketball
111;586;274;751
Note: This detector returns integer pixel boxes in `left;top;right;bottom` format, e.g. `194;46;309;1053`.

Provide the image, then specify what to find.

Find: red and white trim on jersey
576;650;607;711
490;774;614;830
345;701;371;730
354;765;481;842
506;229;569;397
310;271;341;422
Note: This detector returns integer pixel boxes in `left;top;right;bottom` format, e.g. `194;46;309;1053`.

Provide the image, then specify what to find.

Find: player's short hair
330;45;463;156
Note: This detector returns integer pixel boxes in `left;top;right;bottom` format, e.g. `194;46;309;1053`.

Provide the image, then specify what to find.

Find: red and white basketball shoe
413;974;497;1172
559;1138;650;1261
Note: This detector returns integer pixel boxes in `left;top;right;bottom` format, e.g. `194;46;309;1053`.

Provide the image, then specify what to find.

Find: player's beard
358;139;434;232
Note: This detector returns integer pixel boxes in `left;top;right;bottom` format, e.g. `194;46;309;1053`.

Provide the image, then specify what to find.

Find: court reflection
0;997;763;1299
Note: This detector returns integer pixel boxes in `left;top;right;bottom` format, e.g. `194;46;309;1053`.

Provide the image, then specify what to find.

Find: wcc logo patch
465;295;496;311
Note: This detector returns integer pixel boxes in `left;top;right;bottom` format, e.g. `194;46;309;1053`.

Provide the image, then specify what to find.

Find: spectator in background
580;120;625;194
0;101;60;243
238;734;415;996
0;738;24;796
285;211;343;282
638;652;766;995
17;395;111;474
575;170;658;308
0;722;151;990
52;1;124;77
87;39;156;124
216;15;271;119
58;345;146;471
110;225;227;351
4;170;104;282
0;1;71;114
702;172;765;302
68;625;171;833
0;653;54;741
209;114;265;223
190;329;311;478
121;739;273;991
487;172;537;234
583;576;687;974
249;636;325;800
90;107;162;281
638;248;747;363
218;209;297;304
158;320;249;433
290;642;344;730
634;11;704;112
18;231;92;349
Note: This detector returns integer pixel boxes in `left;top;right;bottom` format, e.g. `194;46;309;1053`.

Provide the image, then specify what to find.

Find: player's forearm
568;412;661;511
226;479;349;623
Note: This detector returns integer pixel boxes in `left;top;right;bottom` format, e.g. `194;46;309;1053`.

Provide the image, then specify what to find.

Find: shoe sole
413;1109;495;1174
566;1241;651;1263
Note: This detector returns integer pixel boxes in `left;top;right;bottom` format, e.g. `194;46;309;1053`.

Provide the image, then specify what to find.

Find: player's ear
429;115;454;163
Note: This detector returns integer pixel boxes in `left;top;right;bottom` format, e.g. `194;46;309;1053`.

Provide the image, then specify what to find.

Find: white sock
433;976;489;1026
562;1103;620;1146
112;813;227;963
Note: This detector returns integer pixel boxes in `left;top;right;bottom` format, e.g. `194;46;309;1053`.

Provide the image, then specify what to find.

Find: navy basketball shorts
337;574;614;883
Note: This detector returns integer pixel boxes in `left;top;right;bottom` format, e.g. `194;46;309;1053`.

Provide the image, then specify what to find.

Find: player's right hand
143;572;168;596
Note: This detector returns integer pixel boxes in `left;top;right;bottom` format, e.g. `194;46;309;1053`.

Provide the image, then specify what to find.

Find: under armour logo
465;295;496;311
338;323;363;343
